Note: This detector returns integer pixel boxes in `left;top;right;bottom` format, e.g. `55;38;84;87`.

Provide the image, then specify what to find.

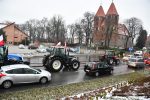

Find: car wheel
108;70;113;74
71;60;80;71
40;77;48;84
95;72;99;77
2;80;12;89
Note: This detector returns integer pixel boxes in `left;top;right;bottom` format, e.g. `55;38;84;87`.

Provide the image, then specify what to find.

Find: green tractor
43;46;80;72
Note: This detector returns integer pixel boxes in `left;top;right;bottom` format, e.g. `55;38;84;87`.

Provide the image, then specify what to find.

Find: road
0;63;137;93
0;46;141;93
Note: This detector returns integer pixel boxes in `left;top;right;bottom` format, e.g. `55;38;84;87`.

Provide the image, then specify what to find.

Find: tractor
100;50;120;65
0;46;30;67
43;46;80;72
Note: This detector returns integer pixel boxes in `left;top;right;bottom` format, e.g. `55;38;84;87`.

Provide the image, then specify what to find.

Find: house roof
0;23;8;29
0;22;28;37
106;2;118;15
96;5;105;17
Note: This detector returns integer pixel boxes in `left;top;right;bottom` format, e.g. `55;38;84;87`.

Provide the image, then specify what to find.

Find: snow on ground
61;80;150;100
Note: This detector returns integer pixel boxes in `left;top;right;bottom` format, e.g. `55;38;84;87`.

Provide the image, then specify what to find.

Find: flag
0;35;4;46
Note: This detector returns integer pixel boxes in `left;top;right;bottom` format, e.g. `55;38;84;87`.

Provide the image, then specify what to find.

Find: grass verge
0;70;150;100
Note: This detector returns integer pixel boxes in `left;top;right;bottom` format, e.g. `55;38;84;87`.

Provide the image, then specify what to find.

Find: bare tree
81;12;94;46
75;22;84;45
124;17;142;46
68;24;76;44
50;15;66;43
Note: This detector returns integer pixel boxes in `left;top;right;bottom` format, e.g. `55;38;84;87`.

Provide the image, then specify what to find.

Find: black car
84;62;113;76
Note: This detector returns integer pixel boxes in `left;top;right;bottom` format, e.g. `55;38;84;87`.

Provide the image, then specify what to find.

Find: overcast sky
0;0;149;33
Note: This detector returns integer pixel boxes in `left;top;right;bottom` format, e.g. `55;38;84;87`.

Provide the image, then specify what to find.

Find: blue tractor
0;46;30;67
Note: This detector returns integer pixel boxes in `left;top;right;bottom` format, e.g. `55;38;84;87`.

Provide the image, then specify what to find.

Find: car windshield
130;59;136;62
130;58;143;62
137;59;143;62
53;48;65;55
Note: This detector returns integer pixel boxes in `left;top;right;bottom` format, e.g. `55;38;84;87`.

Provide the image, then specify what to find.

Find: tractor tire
49;57;63;72
71;60;80;71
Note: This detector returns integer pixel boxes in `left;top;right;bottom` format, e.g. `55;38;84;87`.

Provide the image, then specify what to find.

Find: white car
0;64;51;89
134;51;143;56
122;55;134;62
128;58;145;68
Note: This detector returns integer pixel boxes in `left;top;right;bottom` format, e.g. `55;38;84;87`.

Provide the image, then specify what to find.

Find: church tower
93;5;105;45
104;2;119;47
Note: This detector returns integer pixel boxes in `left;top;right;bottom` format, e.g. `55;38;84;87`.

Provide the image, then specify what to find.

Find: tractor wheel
71;60;80;71
49;57;63;72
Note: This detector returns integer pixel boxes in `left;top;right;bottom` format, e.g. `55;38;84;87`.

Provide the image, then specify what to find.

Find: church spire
95;5;105;17
106;2;118;15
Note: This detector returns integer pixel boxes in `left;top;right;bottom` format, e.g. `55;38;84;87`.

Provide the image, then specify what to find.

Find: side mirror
35;71;39;74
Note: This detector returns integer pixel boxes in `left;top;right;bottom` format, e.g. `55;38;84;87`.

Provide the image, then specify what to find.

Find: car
18;44;25;49
134;51;143;56
144;58;150;65
127;58;145;68
84;62;113;76
0;64;51;89
122;55;134;62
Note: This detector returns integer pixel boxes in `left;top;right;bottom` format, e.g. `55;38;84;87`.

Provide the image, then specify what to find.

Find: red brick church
93;2;132;48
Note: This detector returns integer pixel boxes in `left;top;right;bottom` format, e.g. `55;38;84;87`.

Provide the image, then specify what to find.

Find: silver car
0;64;51;89
127;58;145;68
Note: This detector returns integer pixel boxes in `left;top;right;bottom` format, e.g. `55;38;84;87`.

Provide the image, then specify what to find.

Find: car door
23;68;39;83
6;68;26;84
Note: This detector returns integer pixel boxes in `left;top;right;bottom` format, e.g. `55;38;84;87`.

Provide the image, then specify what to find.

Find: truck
0;46;30;67
43;46;80;72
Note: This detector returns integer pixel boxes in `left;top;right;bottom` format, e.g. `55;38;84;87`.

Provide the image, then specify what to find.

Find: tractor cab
0;46;8;66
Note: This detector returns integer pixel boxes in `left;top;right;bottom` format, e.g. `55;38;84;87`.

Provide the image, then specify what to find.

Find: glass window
5;70;13;74
138;59;143;62
24;68;37;74
6;68;24;74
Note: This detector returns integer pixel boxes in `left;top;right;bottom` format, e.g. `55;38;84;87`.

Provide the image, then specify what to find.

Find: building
0;22;28;45
93;2;132;49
